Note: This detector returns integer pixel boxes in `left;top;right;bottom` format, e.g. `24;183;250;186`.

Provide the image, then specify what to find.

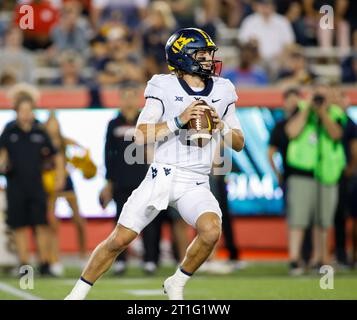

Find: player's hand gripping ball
186;100;216;147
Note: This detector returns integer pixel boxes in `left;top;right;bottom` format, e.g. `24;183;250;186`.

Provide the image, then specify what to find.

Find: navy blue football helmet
165;28;222;78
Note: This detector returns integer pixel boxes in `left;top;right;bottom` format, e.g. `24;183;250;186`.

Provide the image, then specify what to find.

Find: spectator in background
341;52;357;84
238;0;295;63
283;84;346;273
99;83;146;274
218;0;244;28
331;88;357;268
142;1;176;78
1;0;17;10
0;71;18;87
299;0;320;46
99;82;161;275
195;0;218;41
209;139;247;272
345;0;357;37
0;3;12;43
44;112;88;276
0;27;36;84
97;26;144;85
268;87;315;268
88;34;108;71
341;30;357;84
276;44;317;88
51;0;89;54
222;40;269;87
165;0;198;28
164;0;218;37
351;173;357;268
0;92;65;276
51;50;87;86
50;49;103;107
14;0;59;50
17;0;61;7
90;0;149;31
138;206;189;274
284;1;307;46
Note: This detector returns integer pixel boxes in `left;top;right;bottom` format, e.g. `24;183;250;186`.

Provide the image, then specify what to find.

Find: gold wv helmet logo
172;34;195;53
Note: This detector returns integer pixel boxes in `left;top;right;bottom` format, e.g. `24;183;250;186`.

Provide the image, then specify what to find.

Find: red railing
1;86;356;109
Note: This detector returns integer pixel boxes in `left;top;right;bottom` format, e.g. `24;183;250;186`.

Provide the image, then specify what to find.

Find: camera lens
313;94;325;106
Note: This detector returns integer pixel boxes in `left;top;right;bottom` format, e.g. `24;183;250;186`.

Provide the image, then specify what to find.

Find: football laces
196;118;201;130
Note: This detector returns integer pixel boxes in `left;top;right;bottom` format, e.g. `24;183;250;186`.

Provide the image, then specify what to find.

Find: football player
65;28;244;300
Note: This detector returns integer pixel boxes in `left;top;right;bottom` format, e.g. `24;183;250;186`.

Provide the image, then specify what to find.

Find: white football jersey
137;73;242;175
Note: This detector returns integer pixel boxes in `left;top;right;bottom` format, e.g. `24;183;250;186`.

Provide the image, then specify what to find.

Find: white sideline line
0;282;42;300
124;289;164;296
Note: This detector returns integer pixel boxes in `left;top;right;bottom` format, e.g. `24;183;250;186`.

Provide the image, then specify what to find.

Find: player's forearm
135;101;204;145
134;122;173;145
223;129;244;152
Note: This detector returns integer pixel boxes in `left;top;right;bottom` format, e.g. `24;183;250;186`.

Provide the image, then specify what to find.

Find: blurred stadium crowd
0;0;357;97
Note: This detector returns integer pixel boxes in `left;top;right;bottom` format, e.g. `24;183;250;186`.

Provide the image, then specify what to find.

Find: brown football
187;100;216;147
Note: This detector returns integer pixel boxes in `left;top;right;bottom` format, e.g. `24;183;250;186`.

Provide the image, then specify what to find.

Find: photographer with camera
284;83;347;274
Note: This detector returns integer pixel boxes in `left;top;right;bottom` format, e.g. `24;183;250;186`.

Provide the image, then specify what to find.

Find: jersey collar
177;77;213;96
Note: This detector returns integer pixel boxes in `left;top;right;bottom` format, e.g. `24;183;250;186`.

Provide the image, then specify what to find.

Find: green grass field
0;262;356;300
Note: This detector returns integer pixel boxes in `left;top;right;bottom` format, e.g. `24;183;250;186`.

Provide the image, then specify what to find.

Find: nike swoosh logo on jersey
212;99;221;103
196;182;206;185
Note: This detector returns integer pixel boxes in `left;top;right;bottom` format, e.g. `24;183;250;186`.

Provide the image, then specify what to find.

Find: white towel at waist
147;163;176;211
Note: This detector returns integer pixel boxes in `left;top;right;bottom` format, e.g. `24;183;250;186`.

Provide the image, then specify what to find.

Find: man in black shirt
100;83;159;274
0;95;65;275
332;89;357;267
